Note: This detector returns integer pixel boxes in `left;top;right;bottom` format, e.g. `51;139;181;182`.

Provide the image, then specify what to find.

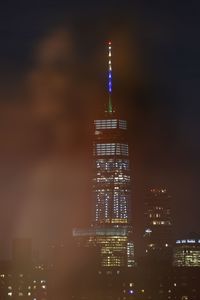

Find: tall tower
93;41;131;227
73;42;134;268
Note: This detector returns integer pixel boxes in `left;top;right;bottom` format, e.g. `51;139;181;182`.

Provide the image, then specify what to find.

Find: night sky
0;0;199;258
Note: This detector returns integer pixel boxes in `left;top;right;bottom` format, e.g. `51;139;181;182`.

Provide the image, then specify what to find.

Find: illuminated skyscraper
93;42;131;226
73;42;134;268
93;118;130;224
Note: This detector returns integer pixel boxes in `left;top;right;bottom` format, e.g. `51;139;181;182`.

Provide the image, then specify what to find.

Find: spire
107;41;113;113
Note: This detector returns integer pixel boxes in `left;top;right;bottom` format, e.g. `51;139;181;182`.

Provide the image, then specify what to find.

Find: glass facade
88;114;134;267
173;239;200;267
95;143;129;156
73;227;134;267
93;118;131;226
89;235;128;267
73;43;134;268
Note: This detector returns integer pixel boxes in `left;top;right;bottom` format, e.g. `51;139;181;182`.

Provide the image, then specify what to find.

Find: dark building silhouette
143;187;173;261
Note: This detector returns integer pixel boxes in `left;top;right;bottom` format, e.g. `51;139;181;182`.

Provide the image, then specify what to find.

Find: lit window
94;119;118;129
95;143;128;156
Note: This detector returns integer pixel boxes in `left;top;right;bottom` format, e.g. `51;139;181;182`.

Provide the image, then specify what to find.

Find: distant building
92;42;132;229
90;104;134;267
173;238;200;267
73;41;135;268
144;187;173;260
73;227;134;268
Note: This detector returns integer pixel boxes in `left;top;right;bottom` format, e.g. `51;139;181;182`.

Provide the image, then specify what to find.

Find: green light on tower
108;95;113;113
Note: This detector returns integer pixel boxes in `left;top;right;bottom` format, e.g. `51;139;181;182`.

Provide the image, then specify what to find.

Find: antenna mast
108;41;113;113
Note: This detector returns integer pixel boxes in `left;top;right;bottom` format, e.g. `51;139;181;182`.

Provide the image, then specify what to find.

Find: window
95;143;129;156
95;119;117;129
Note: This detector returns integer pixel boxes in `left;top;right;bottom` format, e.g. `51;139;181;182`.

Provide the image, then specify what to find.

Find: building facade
73;41;134;268
173;238;200;267
144;187;173;260
93;117;131;226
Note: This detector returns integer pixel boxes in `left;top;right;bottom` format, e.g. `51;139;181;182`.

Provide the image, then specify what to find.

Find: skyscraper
73;42;134;268
93;42;131;226
143;187;173;260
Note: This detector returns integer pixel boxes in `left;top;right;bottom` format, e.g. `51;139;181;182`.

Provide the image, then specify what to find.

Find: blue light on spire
107;41;113;113
108;42;112;95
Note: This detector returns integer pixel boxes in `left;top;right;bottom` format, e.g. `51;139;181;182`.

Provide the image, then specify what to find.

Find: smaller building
73;226;135;268
143;187;173;261
173;238;200;267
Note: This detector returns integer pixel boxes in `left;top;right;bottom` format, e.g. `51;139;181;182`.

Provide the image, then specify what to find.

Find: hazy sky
0;0;199;257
